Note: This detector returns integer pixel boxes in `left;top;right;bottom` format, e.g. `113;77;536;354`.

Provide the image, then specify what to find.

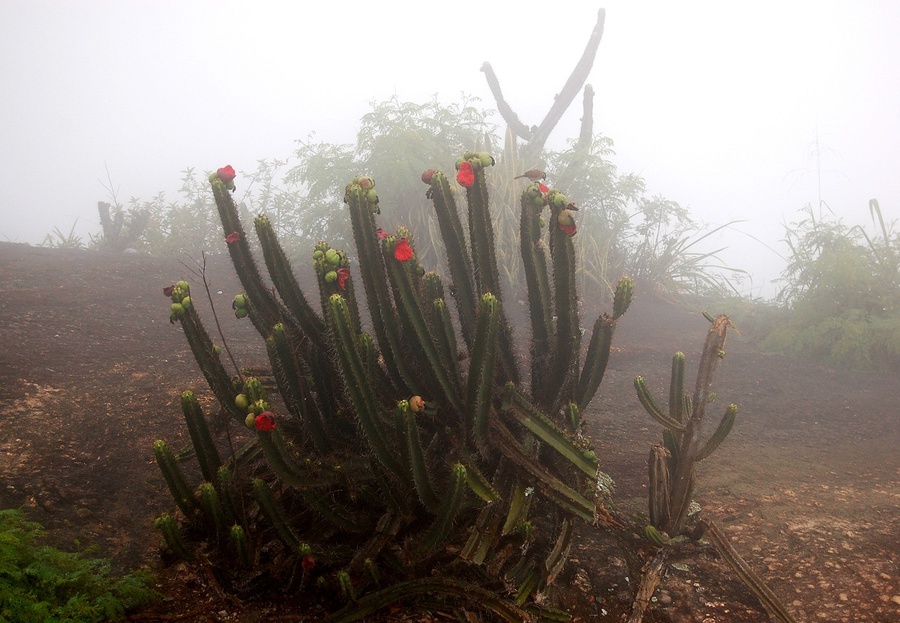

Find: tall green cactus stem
155;513;191;559
468;293;501;445
210;178;285;333
252;478;303;552
462;157;519;386
266;324;331;452
327;293;404;478
343;183;418;393
574;315;614;413
216;465;240;527
199;482;227;539
382;235;461;412
229;524;251;568
425;171;478;347
431;298;462;390
542;192;581;411
171;292;244;422
254;214;327;346
180;391;222;483
403;402;441;513
573;277;632;413
520;185;553;394
153;440;198;517
418;463;467;555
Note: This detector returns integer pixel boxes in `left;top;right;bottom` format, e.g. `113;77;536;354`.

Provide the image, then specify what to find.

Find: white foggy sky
2;1;899;298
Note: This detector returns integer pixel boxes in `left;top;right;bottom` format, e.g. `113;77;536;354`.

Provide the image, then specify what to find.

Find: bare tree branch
479;62;533;141
527;8;606;158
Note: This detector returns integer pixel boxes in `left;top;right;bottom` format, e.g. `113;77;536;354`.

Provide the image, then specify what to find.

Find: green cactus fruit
557;210;575;227
325;270;338;283
234;307;248;319
180;295;192;309
552;193;568;210
176;280;190;291
312;249;324;261
366;188;378;203
235;393;249;410
170;302;185;319
212;344;221;355
478;152;494;167
325;248;340;265
245;412;256;428
233;294;248;308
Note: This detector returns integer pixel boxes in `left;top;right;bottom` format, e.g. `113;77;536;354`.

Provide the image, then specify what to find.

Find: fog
2;1;899;298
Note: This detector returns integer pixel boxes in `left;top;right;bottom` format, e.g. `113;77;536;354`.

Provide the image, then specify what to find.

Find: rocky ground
0;242;897;621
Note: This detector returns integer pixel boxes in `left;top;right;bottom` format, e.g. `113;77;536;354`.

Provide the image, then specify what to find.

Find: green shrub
0;509;158;623
764;201;900;371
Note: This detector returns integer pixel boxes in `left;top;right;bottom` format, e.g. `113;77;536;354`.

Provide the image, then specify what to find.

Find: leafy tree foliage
67;95;737;303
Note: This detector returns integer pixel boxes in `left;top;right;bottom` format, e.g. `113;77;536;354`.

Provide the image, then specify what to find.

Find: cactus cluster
155;155;634;619
634;314;738;540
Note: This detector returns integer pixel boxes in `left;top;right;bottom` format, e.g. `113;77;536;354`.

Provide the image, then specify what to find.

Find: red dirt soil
0;242;897;622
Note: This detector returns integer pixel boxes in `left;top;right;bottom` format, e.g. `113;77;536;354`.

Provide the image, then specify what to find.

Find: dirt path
0;242;897;622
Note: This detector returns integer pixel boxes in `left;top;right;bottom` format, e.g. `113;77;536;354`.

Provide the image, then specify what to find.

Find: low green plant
0;508;158;623
41;220;84;250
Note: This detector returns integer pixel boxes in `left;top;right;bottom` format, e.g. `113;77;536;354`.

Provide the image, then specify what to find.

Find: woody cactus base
155;156;633;620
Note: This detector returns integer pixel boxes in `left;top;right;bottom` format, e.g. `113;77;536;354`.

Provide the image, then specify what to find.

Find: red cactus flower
301;555;316;571
539;182;549;194
558;210;577;237
394;238;413;262
225;231;241;244
254;411;277;431
456;161;475;187
217;165;236;183
375;227;389;240
163;285;175;297
337;268;350;290
421;169;436;184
